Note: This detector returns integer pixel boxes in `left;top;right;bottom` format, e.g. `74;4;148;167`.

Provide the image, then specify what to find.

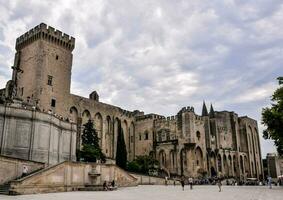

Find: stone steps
0;183;10;195
78;185;117;191
0;166;45;195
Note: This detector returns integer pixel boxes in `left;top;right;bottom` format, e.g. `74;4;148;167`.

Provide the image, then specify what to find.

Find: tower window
51;99;56;107
47;75;53;86
56;55;59;60
144;131;149;140
196;131;201;140
21;87;24;96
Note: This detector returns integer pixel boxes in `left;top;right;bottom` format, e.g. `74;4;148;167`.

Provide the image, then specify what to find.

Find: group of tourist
164;175;283;192
103;180;117;191
172;177;223;192
166;176;281;192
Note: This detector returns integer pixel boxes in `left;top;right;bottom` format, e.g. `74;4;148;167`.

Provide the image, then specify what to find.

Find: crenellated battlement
119;108;134;117
158;115;177;122
195;115;203;121
178;106;195;114
167;115;176;121
135;113;165;122
16;23;75;51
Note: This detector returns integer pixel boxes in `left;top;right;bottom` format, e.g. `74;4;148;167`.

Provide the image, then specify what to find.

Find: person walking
267;176;272;189
111;180;115;188
103;181;108;191
217;178;222;192
180;177;185;191
188;177;193;190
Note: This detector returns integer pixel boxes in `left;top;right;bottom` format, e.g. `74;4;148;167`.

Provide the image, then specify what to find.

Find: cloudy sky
0;0;282;157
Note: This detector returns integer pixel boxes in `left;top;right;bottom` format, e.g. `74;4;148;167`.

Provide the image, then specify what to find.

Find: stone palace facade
0;23;263;179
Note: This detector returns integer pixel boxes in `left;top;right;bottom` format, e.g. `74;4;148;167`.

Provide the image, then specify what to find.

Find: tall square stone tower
13;23;75;115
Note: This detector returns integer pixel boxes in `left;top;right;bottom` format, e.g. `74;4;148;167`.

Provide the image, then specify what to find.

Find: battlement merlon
178;106;195;114
15;23;75;51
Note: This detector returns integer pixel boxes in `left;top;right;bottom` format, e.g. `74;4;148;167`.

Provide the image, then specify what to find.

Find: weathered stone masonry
0;23;263;180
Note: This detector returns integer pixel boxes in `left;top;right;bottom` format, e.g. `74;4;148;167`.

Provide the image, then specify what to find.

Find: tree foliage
262;77;283;155
79;119;106;162
127;155;159;174
115;119;127;169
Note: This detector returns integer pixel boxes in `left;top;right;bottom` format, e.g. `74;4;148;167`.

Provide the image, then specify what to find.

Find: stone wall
238;116;263;179
0;155;45;184
0;104;76;164
3;23;264;181
9;161;138;195
135;115;155;157
214;112;234;149
15;23;74;116
130;173;177;185
68;94;136;161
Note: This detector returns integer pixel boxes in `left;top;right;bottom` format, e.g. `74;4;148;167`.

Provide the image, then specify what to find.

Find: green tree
80;119;106;162
127;160;141;172
127;155;159;174
262;77;283;155
115;119;127;169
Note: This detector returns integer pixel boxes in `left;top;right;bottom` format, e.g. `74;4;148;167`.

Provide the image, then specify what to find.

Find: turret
12;23;75;116
209;104;215;118
177;106;196;143
16;23;75;51
202;101;208;116
89;91;99;101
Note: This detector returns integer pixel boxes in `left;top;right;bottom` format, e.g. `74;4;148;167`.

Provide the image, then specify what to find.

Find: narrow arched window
196;131;201;140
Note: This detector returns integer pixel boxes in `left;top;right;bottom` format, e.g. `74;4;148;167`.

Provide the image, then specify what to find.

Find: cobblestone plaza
0;185;282;200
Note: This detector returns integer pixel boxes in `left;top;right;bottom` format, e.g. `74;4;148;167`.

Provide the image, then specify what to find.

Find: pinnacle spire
209;104;215;118
202;101;208;116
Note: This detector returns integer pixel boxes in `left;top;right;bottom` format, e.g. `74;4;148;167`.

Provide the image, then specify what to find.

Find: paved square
0;185;282;200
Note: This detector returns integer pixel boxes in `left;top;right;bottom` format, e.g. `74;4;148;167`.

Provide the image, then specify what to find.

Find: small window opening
21;87;24;96
145;132;149;140
51;99;56;107
47;75;53;86
196;131;201;140
56;55;59;60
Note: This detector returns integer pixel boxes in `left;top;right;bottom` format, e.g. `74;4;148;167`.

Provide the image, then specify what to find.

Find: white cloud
233;82;277;103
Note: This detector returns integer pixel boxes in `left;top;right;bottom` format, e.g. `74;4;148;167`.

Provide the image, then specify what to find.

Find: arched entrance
69;106;78;123
105;116;112;158
210;151;217;177
211;167;217;177
159;150;166;168
129;122;135;161
180;148;186;175
82;109;91;125
170;150;177;173
217;154;222;174
223;154;228;176
94;112;103;147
